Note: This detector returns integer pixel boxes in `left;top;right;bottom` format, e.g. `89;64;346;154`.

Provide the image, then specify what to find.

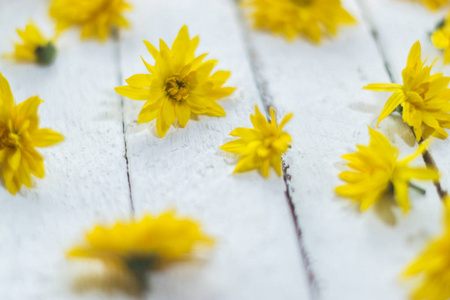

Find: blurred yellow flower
49;0;131;41
242;0;356;43
403;196;450;300
418;0;449;10
0;74;64;195
335;127;439;213
115;25;236;137
432;15;450;64
364;41;450;142
67;211;213;291
220;106;292;178
6;20;56;65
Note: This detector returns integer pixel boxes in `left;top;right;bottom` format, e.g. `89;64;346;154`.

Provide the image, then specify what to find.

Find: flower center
165;75;190;102
0;129;20;150
256;136;278;158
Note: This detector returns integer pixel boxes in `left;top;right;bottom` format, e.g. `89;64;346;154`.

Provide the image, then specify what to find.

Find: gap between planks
231;1;319;299
114;30;136;216
355;0;449;201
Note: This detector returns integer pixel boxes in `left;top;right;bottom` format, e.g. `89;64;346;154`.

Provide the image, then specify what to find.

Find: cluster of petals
68;211;213;291
220;106;293;178
364;41;450;142
116;26;236;138
432;13;450;64
0;74;64;195
242;0;355;42
335;127;439;213
403;197;450;300
8;20;56;64
418;0;450;10
49;0;132;41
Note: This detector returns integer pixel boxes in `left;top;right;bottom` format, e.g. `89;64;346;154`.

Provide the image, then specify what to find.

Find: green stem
408;182;426;195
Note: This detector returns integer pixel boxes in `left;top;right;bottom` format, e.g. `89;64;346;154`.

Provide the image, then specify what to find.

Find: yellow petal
271;154;282;177
279;113;293;131
143;40;159;60
363;83;403;92
431;30;449;49
125;74;152;88
32;128;64;148
220;139;247;154
406;41;422;69
0;73;14;109
115;86;149;100
175;103;191;128
393;180;410;214
397;166;440;181
7;149;21;171
156;115;170;138
140;56;155;74
377;92;406;126
233;155;257;174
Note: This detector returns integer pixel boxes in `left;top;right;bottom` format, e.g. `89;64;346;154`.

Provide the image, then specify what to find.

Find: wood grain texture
0;1;132;299
242;0;443;299
118;0;311;299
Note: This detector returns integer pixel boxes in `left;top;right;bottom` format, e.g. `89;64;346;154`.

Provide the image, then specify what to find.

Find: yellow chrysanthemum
6;20;57;65
220;106;293;178
416;0;449;10
364;41;450;142
115;26;236;138
432;15;450;64
242;0;356;43
0;74;64;195
335;127;439;213
67;211;213;291
49;0;131;41
403;196;450;300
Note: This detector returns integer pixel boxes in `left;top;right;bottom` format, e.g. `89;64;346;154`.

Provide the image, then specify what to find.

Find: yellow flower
242;0;356;43
115;25;236;138
403;196;450;300
0;74;64;195
67;211;213;291
6;20;57;65
364;41;450;142
418;0;449;10
335;127;439;213
220;106;293;178
432;15;450;64
49;0;132;41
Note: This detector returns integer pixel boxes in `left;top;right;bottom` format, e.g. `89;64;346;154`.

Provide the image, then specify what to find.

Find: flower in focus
115;25;236;138
6;20;57;65
49;0;132;41
364;41;450;142
417;0;449;10
0;74;64;195
335;127;439;213
431;14;450;64
220;106;293;178
403;196;450;300
67;211;214;292
242;0;356;43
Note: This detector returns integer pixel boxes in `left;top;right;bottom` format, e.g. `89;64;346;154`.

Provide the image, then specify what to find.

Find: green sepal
35;42;57;65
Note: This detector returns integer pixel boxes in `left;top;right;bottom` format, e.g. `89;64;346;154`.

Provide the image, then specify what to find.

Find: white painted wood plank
243;0;442;299
119;0;310;299
0;1;131;299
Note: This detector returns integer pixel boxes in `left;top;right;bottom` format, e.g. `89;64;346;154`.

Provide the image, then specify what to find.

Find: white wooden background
0;0;448;299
